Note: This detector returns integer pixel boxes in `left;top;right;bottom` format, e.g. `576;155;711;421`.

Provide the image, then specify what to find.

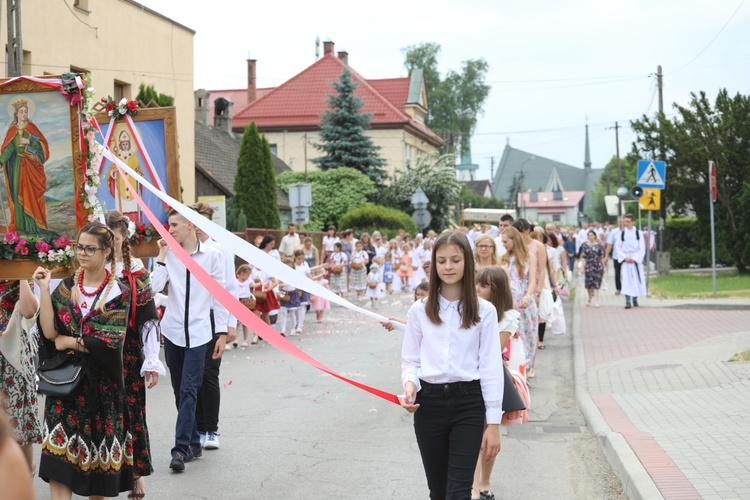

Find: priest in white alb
614;213;646;308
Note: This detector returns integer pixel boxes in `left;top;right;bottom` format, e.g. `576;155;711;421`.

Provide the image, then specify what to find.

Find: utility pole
607;122;622;186
489;156;495;179
657;64;666;253
7;0;23;77
302;133;308;182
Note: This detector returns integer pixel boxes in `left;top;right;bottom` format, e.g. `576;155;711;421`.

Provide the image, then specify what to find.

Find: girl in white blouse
472;266;521;500
401;231;504;499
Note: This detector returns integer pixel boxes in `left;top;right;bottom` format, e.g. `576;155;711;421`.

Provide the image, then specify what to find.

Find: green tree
589;156;637;222
277;167;375;231
630;89;750;272
460;185;505;210
378;153;461;231
234;122;279;228
402;43;490;155
135;83;174;107
312;68;386;182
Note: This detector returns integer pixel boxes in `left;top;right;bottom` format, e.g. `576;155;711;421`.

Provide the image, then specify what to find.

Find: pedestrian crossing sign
639;188;660;211
637;160;666;188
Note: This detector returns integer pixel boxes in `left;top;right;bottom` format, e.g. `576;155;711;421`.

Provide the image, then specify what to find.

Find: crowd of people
0;207;649;499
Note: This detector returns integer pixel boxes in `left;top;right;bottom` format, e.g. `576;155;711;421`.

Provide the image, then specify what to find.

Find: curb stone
571;282;664;500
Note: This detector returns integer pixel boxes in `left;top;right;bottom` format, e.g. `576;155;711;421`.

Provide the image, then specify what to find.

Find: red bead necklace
78;269;110;300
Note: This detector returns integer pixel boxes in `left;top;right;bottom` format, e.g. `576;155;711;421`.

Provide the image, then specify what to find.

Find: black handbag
501;366;526;413
37;334;84;399
37;357;84;399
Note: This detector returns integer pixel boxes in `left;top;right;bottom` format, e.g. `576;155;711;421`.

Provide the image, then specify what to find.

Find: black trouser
613;258;622;292
196;334;222;433
413;380;485;500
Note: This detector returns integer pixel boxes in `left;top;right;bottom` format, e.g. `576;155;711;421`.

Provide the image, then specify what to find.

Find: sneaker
169;453;186;472
199;432;207;449
295;327;303;334
204;432;220;450
190;444;202;460
625;303;632;309
633;299;639;307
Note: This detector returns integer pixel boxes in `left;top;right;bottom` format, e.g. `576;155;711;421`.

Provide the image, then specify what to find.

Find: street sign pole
709;161;717;294
646;211;652;294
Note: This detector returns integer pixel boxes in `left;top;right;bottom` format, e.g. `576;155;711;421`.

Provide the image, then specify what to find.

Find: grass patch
729;350;750;362
648;271;750;299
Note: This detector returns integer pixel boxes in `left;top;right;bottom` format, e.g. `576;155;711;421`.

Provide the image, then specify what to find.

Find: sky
143;0;750;183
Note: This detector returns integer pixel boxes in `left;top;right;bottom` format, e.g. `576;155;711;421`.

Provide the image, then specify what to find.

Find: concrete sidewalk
572;267;750;500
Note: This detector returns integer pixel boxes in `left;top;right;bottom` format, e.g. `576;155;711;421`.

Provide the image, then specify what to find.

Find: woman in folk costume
34;222;134;499
0;279;42;470
614;214;647;309
107;210;165;499
0;98;50;235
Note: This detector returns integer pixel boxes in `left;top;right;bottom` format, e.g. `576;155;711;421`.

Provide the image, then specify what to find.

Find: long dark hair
259;234;276;251
426;231;480;329
476;266;513;322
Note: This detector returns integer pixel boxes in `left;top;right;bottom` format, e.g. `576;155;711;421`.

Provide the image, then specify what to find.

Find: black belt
420;379;480;392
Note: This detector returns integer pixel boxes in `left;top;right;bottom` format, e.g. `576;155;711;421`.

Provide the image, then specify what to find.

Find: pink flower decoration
35;241;52;253
53;237;70;250
3;231;19;244
14;240;27;254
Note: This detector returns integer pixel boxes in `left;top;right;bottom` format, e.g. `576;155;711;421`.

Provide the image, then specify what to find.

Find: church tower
583;122;592;171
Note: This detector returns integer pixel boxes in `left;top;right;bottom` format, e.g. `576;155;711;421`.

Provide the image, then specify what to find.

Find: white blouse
498;309;520;334
402;295;504;423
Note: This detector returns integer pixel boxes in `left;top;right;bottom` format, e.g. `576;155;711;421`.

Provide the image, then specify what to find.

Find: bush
339;204;417;236
666;217;731;268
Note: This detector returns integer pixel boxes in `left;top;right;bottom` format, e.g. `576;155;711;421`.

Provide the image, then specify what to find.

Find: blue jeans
164;337;207;457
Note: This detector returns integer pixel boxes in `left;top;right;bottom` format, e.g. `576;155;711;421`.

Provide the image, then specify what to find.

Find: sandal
241;341;249;349
128;476;146;498
537;343;546;350
480;491;495;500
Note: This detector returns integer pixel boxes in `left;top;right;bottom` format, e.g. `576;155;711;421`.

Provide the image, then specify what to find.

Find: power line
670;0;745;75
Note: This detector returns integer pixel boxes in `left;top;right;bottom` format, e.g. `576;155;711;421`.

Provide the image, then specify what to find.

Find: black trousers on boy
413;380;485;500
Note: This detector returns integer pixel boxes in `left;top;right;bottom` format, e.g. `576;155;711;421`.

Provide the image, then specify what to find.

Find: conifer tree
313;67;386;182
234;122;279;228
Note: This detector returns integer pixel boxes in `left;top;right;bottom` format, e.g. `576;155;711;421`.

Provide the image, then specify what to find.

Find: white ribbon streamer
96;142;405;330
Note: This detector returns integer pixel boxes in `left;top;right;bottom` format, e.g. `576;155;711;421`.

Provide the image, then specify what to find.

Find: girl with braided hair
106;210;165;499
33;222;134;499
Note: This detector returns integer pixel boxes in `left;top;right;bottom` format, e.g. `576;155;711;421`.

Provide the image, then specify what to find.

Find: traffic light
631;186;644;198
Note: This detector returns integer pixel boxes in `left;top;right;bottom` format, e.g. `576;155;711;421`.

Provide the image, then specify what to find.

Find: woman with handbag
106;210;166;499
500;227;539;377
581;230;605;307
34;222;134;499
0;279;41;470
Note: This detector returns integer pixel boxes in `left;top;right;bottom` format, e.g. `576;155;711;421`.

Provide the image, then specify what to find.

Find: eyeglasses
74;244;104;256
477;245;494;250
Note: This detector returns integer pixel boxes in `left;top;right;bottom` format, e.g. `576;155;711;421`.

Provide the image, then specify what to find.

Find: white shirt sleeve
401;302;423;392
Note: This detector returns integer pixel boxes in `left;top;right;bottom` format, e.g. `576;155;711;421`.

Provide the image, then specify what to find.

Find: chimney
323;39;334;55
194;89;210;125
247;58;257;104
337;50;349;65
213;97;234;135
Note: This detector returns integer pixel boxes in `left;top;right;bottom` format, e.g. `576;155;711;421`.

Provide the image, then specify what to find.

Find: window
114;81;131;102
269;144;278;156
74;0;90;12
552;214;561;222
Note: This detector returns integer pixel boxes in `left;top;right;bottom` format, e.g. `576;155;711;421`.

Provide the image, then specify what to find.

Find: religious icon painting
0;77;83;240
94;106;181;227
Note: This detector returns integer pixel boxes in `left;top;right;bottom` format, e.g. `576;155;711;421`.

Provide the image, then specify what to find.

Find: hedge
338;204;417;237
666;217;730;269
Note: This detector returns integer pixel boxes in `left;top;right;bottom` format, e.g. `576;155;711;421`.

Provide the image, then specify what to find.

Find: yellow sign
639;188;660;211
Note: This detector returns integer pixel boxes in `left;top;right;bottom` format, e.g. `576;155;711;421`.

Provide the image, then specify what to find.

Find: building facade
1;0;196;201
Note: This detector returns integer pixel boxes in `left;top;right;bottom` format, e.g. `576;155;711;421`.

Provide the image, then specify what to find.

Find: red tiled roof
368;78;409;108
518;191;586;208
231;53;442;144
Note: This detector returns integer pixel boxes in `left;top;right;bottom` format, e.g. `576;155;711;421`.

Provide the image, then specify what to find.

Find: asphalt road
32;288;625;499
